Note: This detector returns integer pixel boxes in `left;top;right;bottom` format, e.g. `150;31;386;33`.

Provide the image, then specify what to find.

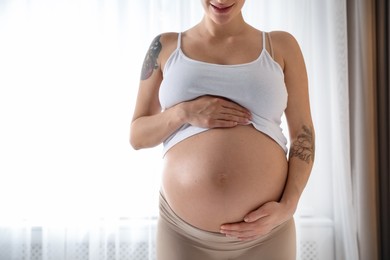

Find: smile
210;3;235;14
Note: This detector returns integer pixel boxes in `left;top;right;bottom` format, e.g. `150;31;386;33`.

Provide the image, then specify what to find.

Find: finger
209;119;239;128
244;207;269;223
219;114;251;125
221;103;251;117
217;97;251;113
221;107;252;119
220;221;254;232
207;114;250;128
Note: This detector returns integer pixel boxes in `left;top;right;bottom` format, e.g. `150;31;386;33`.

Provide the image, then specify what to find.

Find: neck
199;13;247;38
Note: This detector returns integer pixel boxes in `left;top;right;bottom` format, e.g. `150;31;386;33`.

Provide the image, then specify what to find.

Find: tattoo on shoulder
289;125;315;164
140;35;162;80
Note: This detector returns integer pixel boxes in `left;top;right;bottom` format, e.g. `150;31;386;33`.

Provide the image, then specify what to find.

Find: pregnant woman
130;1;315;259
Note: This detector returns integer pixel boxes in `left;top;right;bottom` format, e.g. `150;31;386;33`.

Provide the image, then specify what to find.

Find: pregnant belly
161;125;288;232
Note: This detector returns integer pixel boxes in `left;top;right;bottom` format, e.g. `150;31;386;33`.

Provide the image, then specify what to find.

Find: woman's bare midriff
161;125;288;232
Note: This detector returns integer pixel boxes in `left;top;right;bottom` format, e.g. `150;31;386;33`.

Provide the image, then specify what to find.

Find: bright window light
0;0;162;224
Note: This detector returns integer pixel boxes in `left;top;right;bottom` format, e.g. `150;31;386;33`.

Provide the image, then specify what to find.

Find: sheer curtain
0;0;358;259
347;0;380;259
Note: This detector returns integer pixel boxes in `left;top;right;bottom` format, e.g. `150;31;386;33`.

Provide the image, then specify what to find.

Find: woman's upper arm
131;33;177;122
131;35;164;122
130;33;184;149
273;31;313;138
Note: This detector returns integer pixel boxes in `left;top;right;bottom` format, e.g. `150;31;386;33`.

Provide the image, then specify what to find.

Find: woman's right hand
181;95;252;128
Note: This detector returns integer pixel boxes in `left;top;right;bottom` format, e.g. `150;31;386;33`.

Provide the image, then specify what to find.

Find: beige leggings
157;191;296;260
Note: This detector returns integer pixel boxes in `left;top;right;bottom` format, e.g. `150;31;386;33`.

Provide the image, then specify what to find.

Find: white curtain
0;0;358;259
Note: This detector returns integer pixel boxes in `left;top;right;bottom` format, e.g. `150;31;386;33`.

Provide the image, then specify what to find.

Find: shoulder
159;32;179;45
269;31;301;52
147;32;179;52
147;32;180;65
145;32;178;52
269;31;303;56
269;31;305;69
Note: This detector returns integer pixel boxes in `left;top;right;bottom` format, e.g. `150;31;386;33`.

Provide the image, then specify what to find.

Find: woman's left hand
219;201;294;241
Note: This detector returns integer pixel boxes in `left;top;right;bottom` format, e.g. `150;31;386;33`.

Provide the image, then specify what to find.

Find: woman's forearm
280;125;315;214
130;103;186;150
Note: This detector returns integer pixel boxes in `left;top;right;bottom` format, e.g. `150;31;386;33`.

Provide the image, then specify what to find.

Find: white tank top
159;32;288;155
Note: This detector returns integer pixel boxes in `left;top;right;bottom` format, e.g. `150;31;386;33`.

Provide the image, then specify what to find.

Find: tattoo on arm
140;35;162;80
289;125;315;164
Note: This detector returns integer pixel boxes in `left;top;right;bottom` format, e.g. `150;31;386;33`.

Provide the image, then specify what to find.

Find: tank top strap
177;32;182;49
262;31;267;50
262;31;275;59
268;32;275;59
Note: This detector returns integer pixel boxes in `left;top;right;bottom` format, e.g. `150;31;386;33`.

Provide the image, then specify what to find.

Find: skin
130;0;315;242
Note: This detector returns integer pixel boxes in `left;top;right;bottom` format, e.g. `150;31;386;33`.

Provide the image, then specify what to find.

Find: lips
210;3;234;14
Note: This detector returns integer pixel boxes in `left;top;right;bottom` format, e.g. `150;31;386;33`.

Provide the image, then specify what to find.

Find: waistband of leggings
159;190;294;250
